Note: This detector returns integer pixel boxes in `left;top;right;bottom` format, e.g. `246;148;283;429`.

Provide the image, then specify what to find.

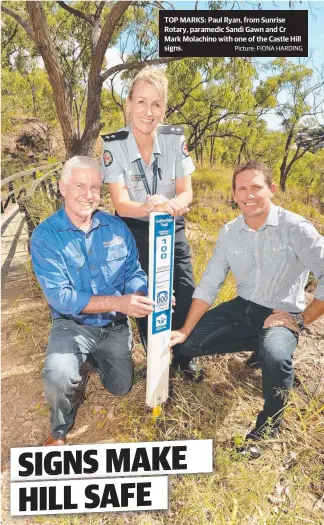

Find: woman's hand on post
154;199;189;216
145;194;168;213
168;198;190;216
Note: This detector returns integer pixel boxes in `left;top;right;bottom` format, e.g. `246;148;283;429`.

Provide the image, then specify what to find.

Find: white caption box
11;440;213;481
11;476;168;516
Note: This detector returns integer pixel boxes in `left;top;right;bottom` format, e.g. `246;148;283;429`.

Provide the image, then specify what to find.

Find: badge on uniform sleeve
181;140;189;157
103;150;113;167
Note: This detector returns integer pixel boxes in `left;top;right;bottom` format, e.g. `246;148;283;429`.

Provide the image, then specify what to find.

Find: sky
105;0;324;131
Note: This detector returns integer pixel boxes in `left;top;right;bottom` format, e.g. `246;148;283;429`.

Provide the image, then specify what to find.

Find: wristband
293;313;306;332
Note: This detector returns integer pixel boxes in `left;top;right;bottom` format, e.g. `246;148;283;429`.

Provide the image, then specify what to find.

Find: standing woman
102;67;203;381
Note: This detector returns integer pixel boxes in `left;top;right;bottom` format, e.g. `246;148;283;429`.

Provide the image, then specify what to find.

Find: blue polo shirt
31;207;148;326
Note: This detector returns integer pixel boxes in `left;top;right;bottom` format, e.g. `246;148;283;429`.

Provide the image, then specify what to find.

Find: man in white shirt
171;161;324;457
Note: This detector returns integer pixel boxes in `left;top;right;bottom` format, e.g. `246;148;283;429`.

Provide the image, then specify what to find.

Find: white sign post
146;213;175;415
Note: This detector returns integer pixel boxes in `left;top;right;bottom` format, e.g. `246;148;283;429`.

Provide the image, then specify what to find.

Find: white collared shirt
193;204;324;312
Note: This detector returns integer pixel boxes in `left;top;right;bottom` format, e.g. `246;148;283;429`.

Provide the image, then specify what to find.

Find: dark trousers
127;218;195;366
181;296;298;431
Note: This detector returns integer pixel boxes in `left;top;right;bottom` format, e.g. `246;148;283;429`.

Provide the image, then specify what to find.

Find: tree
288;148;324;200
164;57;257;164
268;58;324;191
2;1;176;157
2;63;59;154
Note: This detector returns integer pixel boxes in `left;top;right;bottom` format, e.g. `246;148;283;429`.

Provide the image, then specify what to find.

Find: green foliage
165;57;257;158
119;3;160;65
1;1;164;155
1;2;324;194
100;88;125;134
1;1;38;72
286;149;324;198
2;66;57;132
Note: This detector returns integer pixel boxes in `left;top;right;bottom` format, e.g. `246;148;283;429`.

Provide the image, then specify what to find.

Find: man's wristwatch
293;313;306;332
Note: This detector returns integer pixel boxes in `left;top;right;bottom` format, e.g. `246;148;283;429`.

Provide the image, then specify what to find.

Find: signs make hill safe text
10;440;213;515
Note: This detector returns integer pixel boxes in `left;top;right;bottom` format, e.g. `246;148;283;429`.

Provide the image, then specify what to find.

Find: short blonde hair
127;67;168;122
61;156;102;183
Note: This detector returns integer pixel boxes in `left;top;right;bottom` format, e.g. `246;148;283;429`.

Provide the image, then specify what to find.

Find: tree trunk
200;143;203;165
78;80;103;156
209;137;215;166
280;166;288;192
12;1;173;158
26;2;131;158
279;151;289;192
236;139;246;165
79;1;131;156
26;2;77;157
279;126;294;193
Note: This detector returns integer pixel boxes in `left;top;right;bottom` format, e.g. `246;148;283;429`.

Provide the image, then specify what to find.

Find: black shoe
236;441;262;459
246;424;280;441
236;424;279;459
245;352;261;369
171;361;205;383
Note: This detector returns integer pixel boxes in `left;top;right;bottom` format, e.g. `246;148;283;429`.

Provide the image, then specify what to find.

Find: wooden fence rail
1;161;63;244
1;161;62;188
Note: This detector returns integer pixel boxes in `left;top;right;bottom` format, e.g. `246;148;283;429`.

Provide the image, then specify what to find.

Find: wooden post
48;180;55;199
19;200;35;253
41;179;47;193
8;181;16;203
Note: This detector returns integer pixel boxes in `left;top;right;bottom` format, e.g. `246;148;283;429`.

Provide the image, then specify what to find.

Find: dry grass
2;165;324;525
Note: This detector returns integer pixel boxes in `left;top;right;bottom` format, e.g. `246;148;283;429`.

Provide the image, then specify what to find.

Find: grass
2;164;324;525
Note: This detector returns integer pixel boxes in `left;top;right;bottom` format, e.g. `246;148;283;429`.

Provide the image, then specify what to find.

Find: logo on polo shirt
103;236;123;247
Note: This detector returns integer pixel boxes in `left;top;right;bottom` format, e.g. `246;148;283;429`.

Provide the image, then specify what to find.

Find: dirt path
1;203;30;315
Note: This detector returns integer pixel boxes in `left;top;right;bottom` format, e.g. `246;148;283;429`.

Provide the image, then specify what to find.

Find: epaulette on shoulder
101;130;129;142
158;125;184;135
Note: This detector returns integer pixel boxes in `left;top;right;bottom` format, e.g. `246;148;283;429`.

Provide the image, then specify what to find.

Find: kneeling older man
31;156;154;445
171;160;324;456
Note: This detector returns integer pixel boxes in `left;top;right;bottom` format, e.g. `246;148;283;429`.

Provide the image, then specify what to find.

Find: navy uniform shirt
102;125;195;221
31;207;148;326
